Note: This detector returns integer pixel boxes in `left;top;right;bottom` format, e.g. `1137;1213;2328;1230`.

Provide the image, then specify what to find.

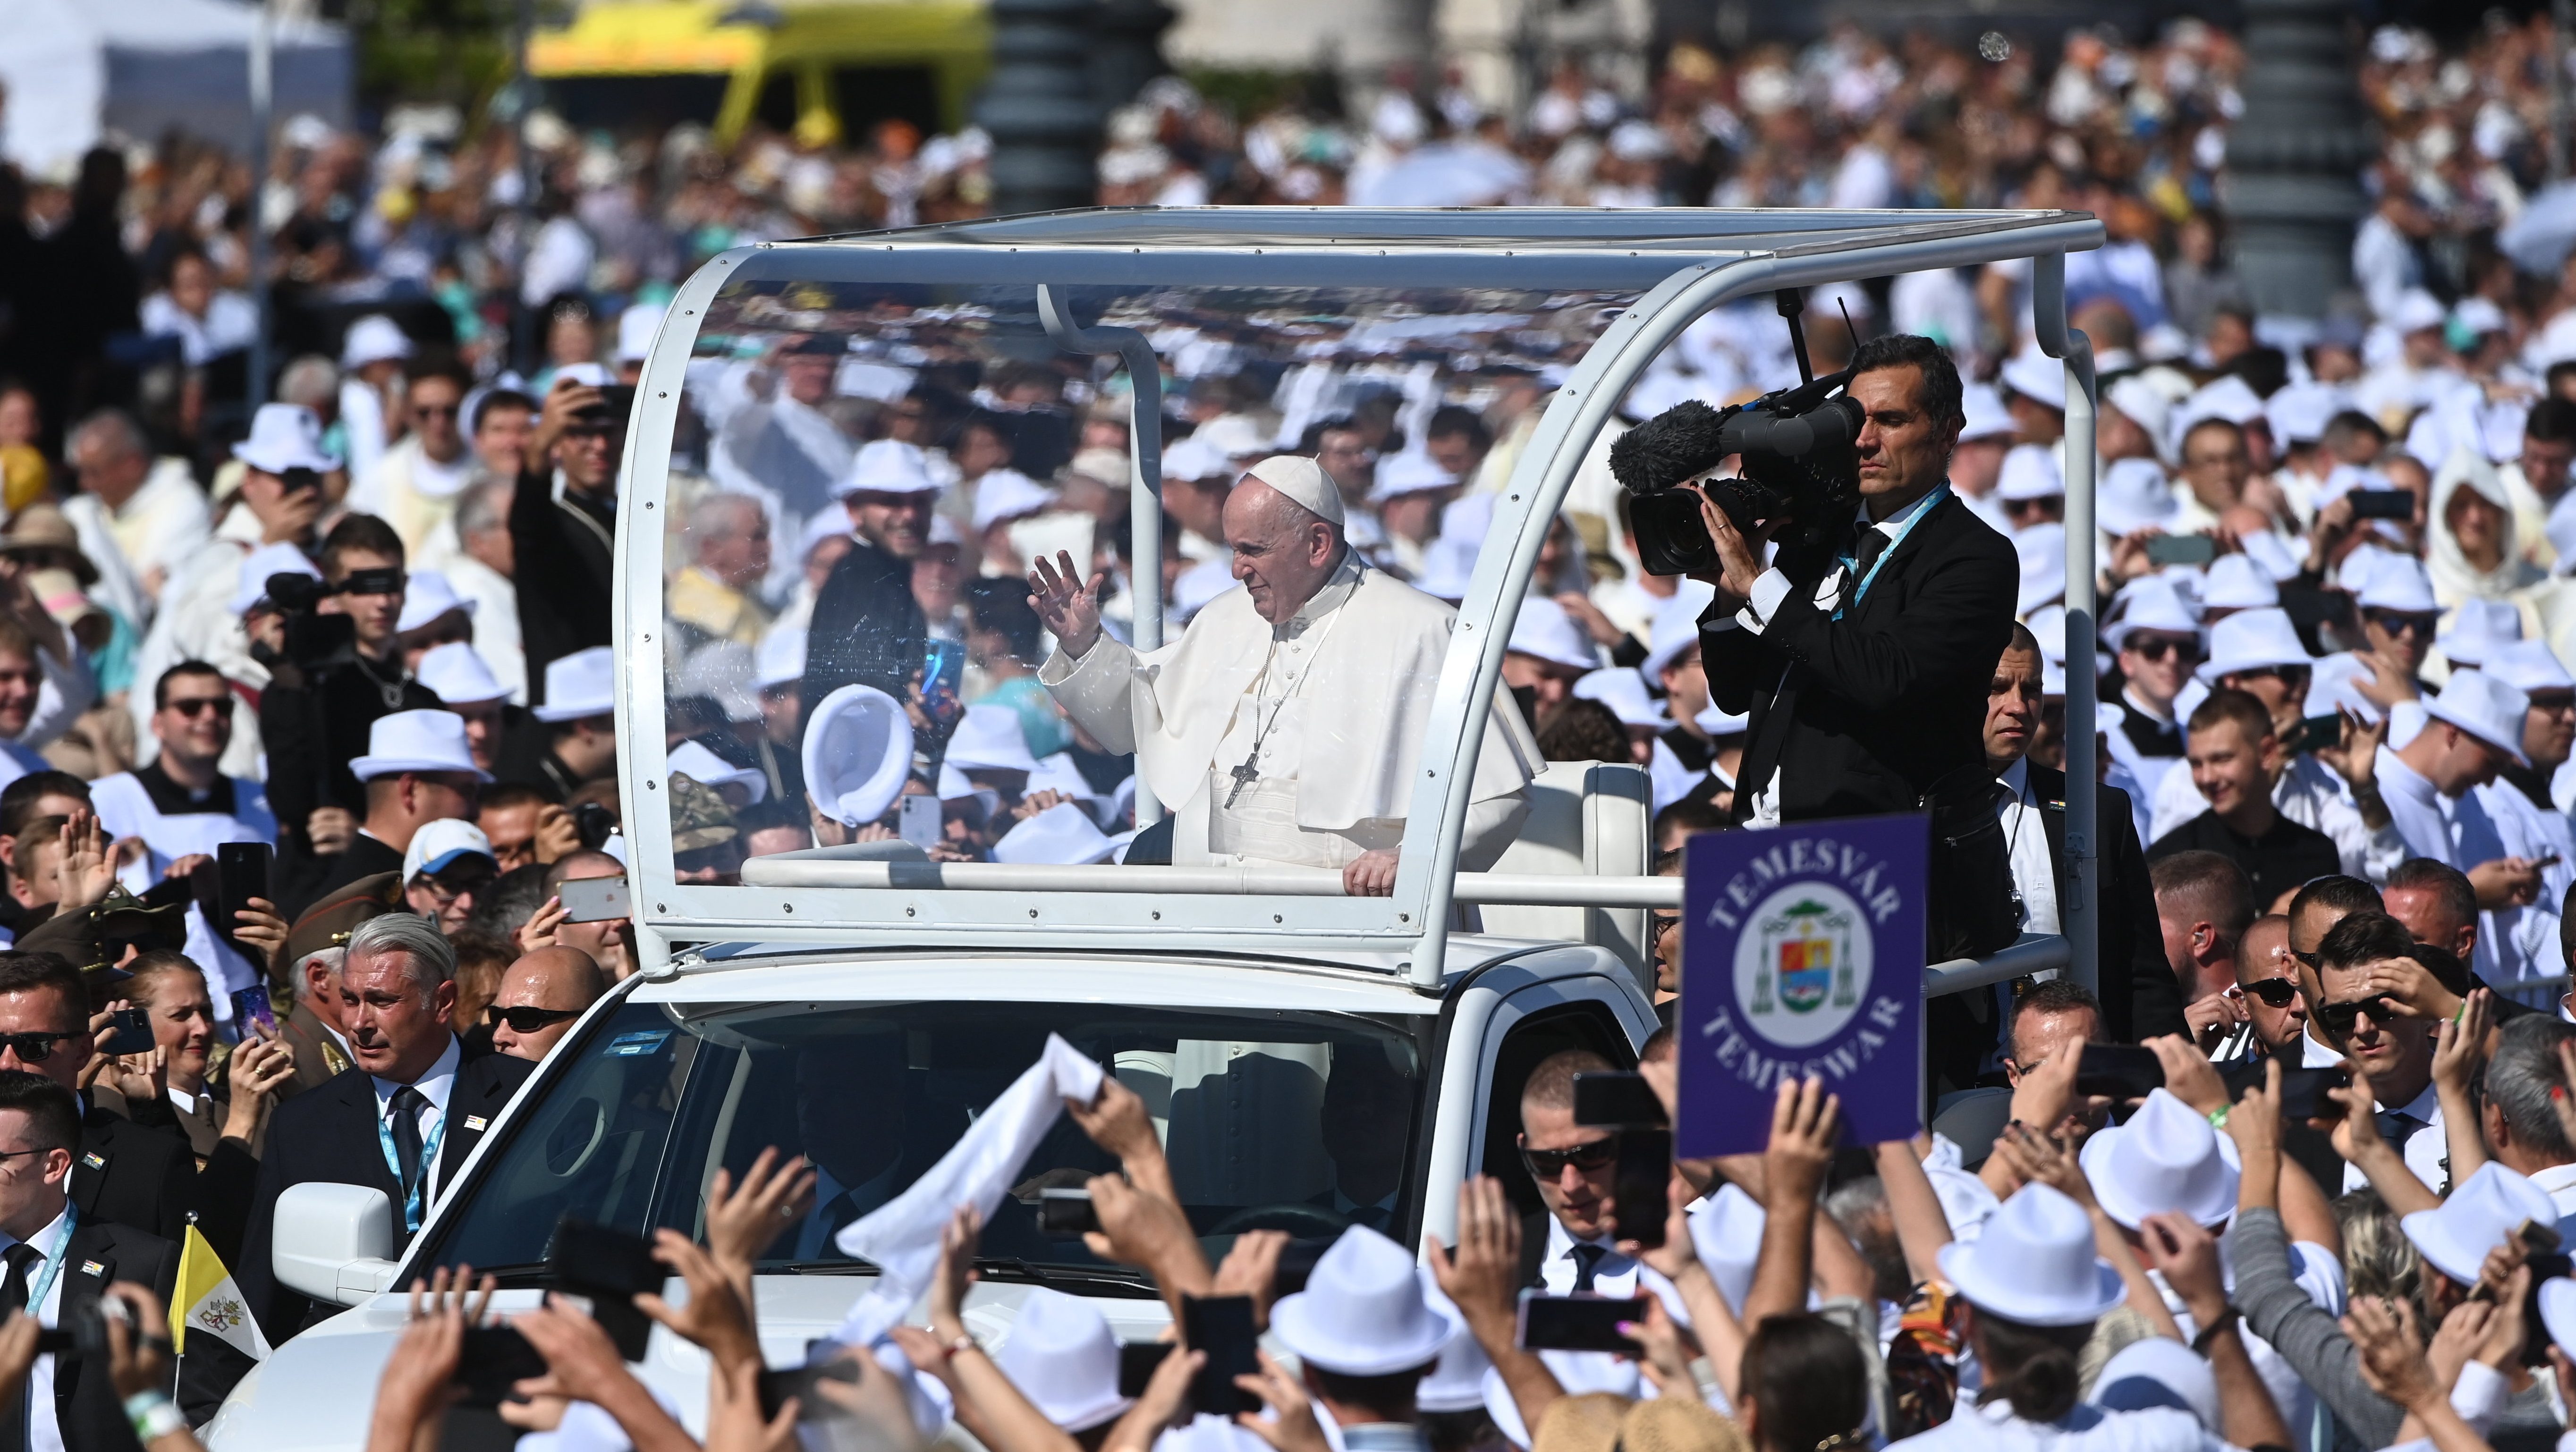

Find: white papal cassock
1039;554;1541;873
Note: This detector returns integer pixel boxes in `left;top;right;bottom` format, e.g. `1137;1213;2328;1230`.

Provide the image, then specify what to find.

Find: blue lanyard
375;1099;448;1234
1834;487;1948;617
21;1205;73;1323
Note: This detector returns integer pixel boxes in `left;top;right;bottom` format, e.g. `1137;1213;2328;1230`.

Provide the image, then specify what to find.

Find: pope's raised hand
1029;550;1106;659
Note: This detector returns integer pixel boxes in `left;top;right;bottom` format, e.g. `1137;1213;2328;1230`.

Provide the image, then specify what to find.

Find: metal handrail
741;856;1685;907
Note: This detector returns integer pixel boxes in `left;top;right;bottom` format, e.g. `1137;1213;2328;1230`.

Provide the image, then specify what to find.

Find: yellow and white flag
173;1223;270;1361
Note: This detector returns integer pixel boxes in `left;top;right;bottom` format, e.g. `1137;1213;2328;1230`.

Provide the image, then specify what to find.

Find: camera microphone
1609;400;1735;495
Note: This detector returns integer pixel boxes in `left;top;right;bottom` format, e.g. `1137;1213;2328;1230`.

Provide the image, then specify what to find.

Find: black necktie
2378;1110;2423;1149
0;1242;42;1452
1569;1242;1608;1294
1855;526;1890;578
389;1087;427;1194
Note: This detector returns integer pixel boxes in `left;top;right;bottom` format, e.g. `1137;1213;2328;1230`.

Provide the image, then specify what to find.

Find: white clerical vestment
1039;557;1540;871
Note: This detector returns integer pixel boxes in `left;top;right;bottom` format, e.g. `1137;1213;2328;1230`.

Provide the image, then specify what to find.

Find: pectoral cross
1226;755;1260;807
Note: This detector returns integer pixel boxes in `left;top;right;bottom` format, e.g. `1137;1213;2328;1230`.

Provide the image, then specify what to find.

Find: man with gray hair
60;405;211;618
1030;454;1540;894
237;910;535;1337
2478;1013;2576;1219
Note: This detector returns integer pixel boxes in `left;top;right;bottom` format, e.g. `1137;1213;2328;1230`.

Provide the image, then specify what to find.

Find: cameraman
258;516;439;855
1696;335;2019;1086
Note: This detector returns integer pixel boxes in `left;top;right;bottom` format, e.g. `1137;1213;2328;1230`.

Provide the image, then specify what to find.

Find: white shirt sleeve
1734;567;1795;634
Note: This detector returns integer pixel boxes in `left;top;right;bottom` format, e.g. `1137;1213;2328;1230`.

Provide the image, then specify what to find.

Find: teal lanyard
1833;488;1949;618
376;1099;448;1234
22;1205;74;1323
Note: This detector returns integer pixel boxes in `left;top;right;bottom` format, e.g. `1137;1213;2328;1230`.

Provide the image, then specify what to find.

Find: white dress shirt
2304;1030;2451;1192
0;1203;76;1452
371;1034;461;1206
2377;747;2554;981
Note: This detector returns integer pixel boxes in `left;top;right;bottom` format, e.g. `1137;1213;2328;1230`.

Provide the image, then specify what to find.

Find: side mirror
273;1182;400;1307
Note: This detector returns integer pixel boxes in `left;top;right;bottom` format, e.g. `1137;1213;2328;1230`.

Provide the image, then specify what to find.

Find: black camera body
259;567;406;673
1610;375;1867;580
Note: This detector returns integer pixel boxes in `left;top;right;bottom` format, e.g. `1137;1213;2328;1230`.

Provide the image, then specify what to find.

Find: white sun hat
2093;1337;2221;1431
395;569;475;634
532;646;617;722
417;641;508;707
992;801;1118;865
2402;1162;2559;1284
1935;1182;2125;1326
946;703;1041;774
801;684;915;827
1574;669;1672;731
348;709;490;782
994;1289;1130;1432
2016;523;2068;615
2199;554;2278;611
2539;1277;2576;1364
232;403;339;475
2077;1089;2243;1229
669;739;767;805
1369;450;1461;501
2105;375;2175;462
1268;1225;1461;1376
339;314;413;371
1958;382;2015;441
2195;608;2312;683
754;625;807;691
971;469;1058;533
2103;574;2201;654
2097;457;2180;537
1506;597;1599;673
1415;1274;1494;1413
2484;639;2576;695
1412;534;1477;601
615;302;667;365
840;439;941;497
2437;598;2523;668
1998;444;2065;502
2000;346;2065;410
2422;668;2534;768
2355;555;2440;614
1695;700;1748;737
1686;1182;1765;1316
229;540;323;616
1641;584;1718;680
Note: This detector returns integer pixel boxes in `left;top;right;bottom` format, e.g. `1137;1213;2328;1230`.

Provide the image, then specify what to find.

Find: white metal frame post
2034;254;2100;994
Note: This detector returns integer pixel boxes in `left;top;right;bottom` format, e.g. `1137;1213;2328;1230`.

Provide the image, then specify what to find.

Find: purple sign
1675;814;1927;1158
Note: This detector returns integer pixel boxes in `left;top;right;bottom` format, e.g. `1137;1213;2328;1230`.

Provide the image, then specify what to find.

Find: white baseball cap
401;817;494;882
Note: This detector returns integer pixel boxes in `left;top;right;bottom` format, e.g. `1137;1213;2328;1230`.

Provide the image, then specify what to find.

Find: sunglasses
2366;610;2438;637
488;1005;582;1033
1520;1138;1617;1178
0;1031;76;1064
2240;978;2301;1008
163;697;228;719
2313;994;2400;1038
2005;497;2059;515
2127;636;2201;664
2238;665;2312;686
414;403;461;418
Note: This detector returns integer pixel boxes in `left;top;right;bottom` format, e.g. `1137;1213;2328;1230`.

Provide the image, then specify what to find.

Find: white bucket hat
396;569;475;634
1695;700;1748;737
2097;457;2179;537
532;647;617;722
993;801;1118;865
2196;608;2311;683
669;740;766;805
946;703;1040;774
840;439;941;498
1998;444;2064;502
2199;554;2278;611
2403;1162;2559;1284
2103;575;2201;654
232;403;339;475
349;709;491;782
1507;598;1599;673
2237;529;2302;583
2355;555;2440;614
340;314;413;371
801;684;915;827
2016;523;2067;615
1268;1225;1461;1376
2000;346;2065;410
615;302;666;366
1935;1182;2125;1326
2093;1337;2221;1430
1415;1274;1493;1413
2485;639;2576;696
1369;450;1461;501
2423;668;2533;768
1574;669;1672;731
754;625;807;692
1412;535;1477;602
2438;598;2523;668
971;470;1057;534
2105;376;2175;463
994;1289;1131;1432
229;540;323;616
1641;585;1717;680
416;641;508;708
1958;382;2015;441
2077;1089;2243;1229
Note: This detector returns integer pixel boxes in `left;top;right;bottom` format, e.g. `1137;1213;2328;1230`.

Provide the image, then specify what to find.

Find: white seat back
1481;760;1652;990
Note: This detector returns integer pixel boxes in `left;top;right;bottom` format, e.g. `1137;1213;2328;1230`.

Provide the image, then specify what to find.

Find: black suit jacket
511;466;617;699
800;537;925;737
237;1042;535;1339
1703;490;2018;823
50;1216;179;1452
70;1106;193;1247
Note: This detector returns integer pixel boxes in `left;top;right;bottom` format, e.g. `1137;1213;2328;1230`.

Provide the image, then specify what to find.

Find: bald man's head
490;946;607;1060
1224;479;1344;624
